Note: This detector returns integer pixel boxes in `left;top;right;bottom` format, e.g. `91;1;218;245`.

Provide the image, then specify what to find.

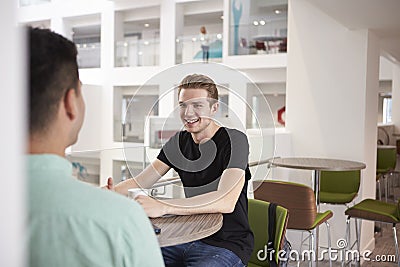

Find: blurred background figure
199;26;209;62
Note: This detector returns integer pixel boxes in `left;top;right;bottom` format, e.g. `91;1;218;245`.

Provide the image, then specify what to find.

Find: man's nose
185;105;195;116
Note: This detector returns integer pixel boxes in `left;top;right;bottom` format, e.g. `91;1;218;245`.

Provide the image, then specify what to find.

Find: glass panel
115;38;160;67
176;33;223;64
73;25;101;68
229;0;288;56
114;86;160;143
76;42;101;68
247;83;286;129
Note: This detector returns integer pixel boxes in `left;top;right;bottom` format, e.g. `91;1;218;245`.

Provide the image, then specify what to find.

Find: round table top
150;213;223;247
268;157;366;171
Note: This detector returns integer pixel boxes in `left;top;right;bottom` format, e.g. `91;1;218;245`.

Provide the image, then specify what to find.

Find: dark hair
178;74;218;104
29;27;79;134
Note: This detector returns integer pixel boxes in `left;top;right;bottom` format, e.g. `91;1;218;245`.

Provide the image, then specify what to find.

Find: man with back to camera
107;74;254;266
27;27;164;267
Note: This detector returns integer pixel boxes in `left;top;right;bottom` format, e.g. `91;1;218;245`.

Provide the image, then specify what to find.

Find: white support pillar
160;0;176;67
391;63;400;133
286;0;379;254
0;1;26;267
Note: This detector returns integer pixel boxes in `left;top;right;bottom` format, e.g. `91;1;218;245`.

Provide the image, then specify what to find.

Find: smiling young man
112;74;254;266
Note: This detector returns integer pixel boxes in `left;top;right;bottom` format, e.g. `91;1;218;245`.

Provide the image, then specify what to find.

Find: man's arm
114;159;171;196
136;168;245;218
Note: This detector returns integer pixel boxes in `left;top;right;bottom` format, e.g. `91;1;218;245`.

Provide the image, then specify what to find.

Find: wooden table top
150;213;223;247
268;157;366;171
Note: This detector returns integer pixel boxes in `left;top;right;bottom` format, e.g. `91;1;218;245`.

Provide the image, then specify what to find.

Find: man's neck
191;122;220;144
29;134;67;157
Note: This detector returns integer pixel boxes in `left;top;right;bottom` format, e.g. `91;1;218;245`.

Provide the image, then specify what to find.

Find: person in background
199;26;210;62
27;27;164;267
107;74;254;267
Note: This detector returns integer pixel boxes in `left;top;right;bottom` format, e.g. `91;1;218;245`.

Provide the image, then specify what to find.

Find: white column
0;1;26;267
286;0;379;253
160;0;176;67
391;63;400;133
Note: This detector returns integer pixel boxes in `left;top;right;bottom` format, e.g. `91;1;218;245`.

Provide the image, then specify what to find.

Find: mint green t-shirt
28;154;164;267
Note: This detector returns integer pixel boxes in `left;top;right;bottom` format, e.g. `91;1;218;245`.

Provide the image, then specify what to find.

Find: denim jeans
161;240;245;267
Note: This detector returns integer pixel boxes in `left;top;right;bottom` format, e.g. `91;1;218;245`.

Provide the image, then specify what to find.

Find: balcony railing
115;38;160;67
175;33;223;64
229;24;287;56
76;42;101;68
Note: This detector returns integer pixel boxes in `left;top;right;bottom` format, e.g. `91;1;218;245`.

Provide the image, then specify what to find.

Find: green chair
254;180;333;267
376;146;397;202
319;170;361;206
248;199;289;267
345;199;400;266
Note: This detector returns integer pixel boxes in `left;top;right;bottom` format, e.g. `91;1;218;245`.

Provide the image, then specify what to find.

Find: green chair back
320;170;361;204
248;199;288;267
377;147;397;172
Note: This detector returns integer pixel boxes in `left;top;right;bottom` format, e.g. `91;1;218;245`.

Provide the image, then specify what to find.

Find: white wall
0;1;26;267
286;0;379;254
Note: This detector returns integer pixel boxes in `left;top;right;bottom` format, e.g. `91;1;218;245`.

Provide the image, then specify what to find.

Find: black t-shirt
157;127;254;264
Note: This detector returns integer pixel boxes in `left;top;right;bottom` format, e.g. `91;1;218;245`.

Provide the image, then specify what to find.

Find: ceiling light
83;44;87;48
123;42;128;47
192;37;197;42
259;20;266;25
220;15;224;20
275;10;281;14
253;21;259;26
138;51;143;55
144;23;150;27
76;44;80;48
144;41;149;45
176;38;180;43
216;34;222;39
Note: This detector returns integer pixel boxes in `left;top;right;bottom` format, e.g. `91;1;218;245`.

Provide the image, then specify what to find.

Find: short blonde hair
178;74;218;103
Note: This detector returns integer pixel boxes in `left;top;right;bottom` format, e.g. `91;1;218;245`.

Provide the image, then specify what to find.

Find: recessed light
144;41;149;45
259;20;266;25
83;44;87;48
253;21;259;26
176;38;180;43
144;23;150;27
123;42;128;47
216;34;222;39
275;10;281;14
220;15;224;20
138;51;143;55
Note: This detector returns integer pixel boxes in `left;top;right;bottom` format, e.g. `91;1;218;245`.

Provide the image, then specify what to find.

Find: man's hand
135;195;169;218
101;177;114;191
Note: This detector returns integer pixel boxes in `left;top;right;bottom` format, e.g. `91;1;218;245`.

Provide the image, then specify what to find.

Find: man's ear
211;102;219;114
64;88;78;121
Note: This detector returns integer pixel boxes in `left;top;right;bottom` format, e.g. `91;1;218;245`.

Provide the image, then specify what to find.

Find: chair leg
377;179;382;201
325;221;332;267
393;224;400;267
384;175;388;202
343;217;351;267
354;218;360;267
309;230;315;267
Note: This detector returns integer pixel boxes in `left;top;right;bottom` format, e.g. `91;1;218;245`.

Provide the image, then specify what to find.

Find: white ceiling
306;0;400;62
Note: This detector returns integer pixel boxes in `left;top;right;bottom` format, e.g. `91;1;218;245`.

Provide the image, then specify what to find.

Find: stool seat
319;191;358;204
345;199;399;224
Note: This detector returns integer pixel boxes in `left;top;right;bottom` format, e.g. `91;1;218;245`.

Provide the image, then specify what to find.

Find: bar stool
254;180;333;267
344;199;400;267
248;199;289;267
376;146;397;202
